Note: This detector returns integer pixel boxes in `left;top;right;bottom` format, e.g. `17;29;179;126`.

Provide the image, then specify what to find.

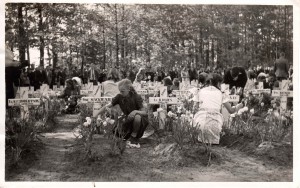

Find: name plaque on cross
149;97;178;104
8;99;40;106
81;97;112;104
251;89;271;95
271;80;292;114
271;90;293;97
228;95;240;103
137;90;148;95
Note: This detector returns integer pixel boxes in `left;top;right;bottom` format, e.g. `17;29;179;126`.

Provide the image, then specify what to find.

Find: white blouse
194;86;229;110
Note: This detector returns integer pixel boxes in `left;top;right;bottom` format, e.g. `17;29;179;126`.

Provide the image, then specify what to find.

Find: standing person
82;64;89;84
155;66;165;82
34;65;46;90
162;77;173;95
71;66;80;78
87;63;99;85
28;65;35;88
192;73;244;144
189;64;198;83
274;52;289;81
223;66;248;96
98;68;107;84
58;67;67;87
126;69;135;83
19;68;30;87
145;68;155;82
45;65;53;87
51;67;59;87
180;65;189;82
169;66;178;81
94;79;149;145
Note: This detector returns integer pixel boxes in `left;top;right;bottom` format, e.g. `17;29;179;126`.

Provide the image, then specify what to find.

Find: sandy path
9;115;79;181
7;114;292;182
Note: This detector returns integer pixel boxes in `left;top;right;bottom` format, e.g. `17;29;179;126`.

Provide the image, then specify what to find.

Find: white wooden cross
53;85;57;92
136;89;149;101
272;80;293;114
221;84;240;103
81;97;112;117
80;82;94;96
251;89;271;95
190;80;198;88
149;86;179;130
221;84;240;123
133;82;142;90
179;81;190;91
80;84;108;117
136;89;159;101
250;82;271;95
8;87;41;120
40;84;49;96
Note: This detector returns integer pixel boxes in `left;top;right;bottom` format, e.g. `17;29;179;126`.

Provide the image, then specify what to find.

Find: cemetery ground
6;113;292;182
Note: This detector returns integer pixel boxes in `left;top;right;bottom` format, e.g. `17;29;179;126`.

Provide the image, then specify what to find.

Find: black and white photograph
1;0;299;187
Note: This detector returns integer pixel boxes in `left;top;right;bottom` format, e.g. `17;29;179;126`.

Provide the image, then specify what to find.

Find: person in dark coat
28;66;35;88
223;66;248;89
169;66;178;81
223;66;248;99
274;52;289;81
188;64;198;83
33;65;46;90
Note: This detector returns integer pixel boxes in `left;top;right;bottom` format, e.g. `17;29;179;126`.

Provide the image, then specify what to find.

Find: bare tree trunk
115;4;119;67
18;4;26;65
25;7;30;65
121;5;125;66
38;4;44;67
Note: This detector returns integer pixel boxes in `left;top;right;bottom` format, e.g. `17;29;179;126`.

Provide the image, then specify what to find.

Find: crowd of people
6;25;293;147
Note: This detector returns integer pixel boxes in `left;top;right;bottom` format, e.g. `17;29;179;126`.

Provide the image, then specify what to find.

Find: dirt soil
6;114;293;182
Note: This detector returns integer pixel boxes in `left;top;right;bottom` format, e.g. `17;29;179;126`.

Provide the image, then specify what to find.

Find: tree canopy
5;3;293;70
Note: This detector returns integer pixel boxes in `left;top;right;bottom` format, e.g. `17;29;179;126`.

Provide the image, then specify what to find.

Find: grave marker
80;82;94;96
81;97;112;117
8;87;40;120
272;80;293;114
149;86;179;130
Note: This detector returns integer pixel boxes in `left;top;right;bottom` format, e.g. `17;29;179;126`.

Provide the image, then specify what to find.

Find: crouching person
94;79;148;146
192;73;244;145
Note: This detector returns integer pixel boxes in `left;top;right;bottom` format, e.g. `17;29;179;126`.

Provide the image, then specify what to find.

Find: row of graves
75;78;293;130
8;78;293;135
7;84;64;120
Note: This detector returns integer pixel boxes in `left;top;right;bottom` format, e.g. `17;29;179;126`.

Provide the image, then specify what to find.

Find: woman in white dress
192;73;244;144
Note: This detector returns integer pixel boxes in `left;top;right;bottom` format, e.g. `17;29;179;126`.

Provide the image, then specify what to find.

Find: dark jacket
223;67;248;89
274;57;289;79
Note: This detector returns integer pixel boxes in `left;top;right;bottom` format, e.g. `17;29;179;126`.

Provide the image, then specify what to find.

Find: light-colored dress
192;86;229;144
